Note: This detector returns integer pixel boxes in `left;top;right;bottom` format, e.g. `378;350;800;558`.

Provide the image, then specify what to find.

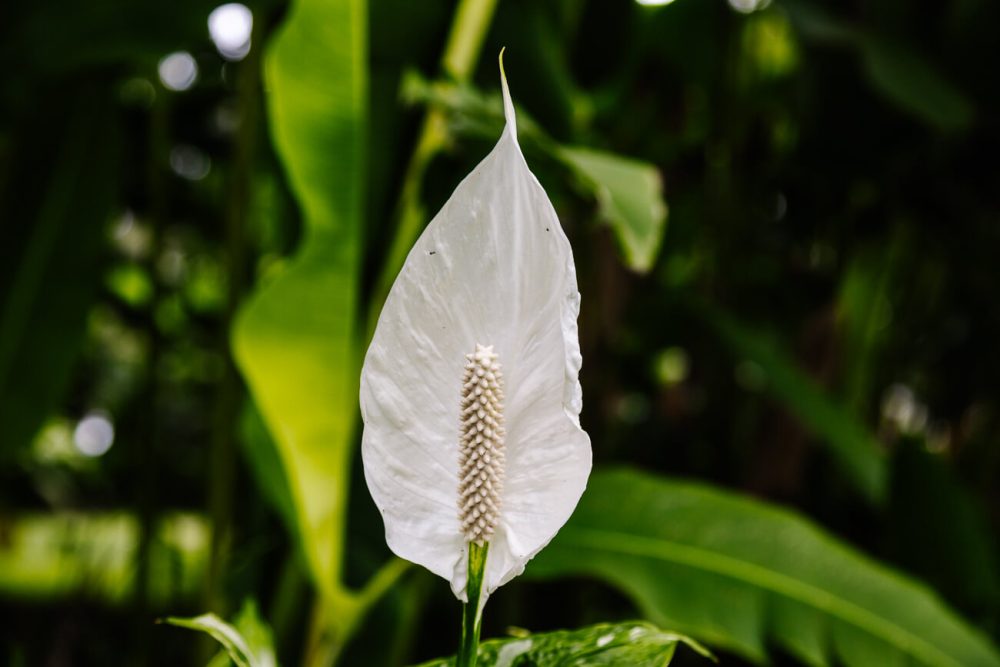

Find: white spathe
360;62;592;602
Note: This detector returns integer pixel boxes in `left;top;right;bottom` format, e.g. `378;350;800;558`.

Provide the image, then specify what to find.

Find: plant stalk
457;541;489;667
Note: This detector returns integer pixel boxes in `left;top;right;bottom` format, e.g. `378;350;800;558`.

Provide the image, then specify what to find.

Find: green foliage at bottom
415;621;711;667
164;599;276;667
530;469;1000;667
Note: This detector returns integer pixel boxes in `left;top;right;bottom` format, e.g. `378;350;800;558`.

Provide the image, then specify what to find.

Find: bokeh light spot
209;4;253;61
158;52;198;91
655;347;690;386
74;413;115;457
170;145;212;181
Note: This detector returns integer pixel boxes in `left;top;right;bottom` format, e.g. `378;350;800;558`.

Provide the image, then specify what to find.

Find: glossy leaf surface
530;469;1000;667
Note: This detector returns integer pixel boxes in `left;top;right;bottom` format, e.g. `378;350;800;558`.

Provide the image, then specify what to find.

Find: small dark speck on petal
545;227;550;232
429;250;437;255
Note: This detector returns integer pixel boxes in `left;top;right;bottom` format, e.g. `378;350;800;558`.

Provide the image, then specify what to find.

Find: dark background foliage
0;0;997;665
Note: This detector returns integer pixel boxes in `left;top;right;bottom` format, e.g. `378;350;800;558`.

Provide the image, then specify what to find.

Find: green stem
204;8;261;620
457;541;489;667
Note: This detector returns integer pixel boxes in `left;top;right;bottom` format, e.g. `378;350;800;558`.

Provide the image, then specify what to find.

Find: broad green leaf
165;599;276;667
413;621;712;667
0;93;117;456
558;147;668;273
232;0;366;601
860;38;974;132
699;305;887;504
529;469;1000;667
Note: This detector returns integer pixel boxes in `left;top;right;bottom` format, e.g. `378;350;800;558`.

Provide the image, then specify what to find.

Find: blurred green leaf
232;0;366;604
784;2;974;132
165;599;277;667
238;401;298;540
413;621;711;667
229;600;278;667
530;469;1000;667
836;241;901;416
0;93;118;455
701;306;888;504
860;38;974;132
0;512;207;605
558;146;667;273
889;443;1000;618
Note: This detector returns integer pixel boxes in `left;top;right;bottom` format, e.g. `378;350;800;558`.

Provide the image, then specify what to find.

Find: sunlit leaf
413;621;712;667
232;0;366;601
530;469;1000;667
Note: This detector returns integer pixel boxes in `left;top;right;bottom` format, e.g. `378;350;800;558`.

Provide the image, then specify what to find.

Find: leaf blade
232;0;367;600
412;621;711;667
164;614;255;667
529;469;1000;667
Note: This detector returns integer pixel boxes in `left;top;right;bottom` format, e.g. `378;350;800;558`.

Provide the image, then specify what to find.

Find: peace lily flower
360;56;591;630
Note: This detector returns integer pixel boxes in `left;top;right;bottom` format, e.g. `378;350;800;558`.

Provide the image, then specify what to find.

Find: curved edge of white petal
361;54;591;603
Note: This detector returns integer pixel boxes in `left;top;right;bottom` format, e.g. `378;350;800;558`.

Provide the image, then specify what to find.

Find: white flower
360;61;591;602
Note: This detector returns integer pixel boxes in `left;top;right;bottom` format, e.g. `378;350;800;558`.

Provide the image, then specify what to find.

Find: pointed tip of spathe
498;47;517;138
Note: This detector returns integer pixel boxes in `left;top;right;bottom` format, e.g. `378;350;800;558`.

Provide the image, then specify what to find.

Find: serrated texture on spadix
360;66;592;602
458;344;506;544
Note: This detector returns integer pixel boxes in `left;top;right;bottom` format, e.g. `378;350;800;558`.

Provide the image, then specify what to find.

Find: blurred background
1;0;998;665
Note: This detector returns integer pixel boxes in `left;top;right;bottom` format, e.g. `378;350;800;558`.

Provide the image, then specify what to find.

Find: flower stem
457;541;489;667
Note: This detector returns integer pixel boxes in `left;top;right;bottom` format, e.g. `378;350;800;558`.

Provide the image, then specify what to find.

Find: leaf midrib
559;526;963;667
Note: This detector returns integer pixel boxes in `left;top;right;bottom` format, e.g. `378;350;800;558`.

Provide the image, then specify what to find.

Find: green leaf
529;469;1000;667
232;0;366;602
860;38;974;132
0;512;207;605
699;305;887;504
231;599;279;667
238;400;298;541
165;599;277;667
558;147;668;273
413;621;712;667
